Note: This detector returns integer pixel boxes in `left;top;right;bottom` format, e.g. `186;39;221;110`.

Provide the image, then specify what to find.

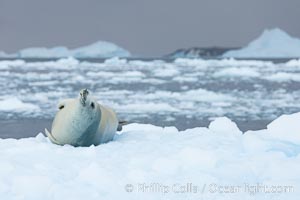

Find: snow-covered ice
224;28;300;58
0;112;299;199
5;41;131;58
266;112;300;144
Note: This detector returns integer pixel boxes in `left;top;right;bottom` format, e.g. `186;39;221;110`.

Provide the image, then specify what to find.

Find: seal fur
45;89;119;147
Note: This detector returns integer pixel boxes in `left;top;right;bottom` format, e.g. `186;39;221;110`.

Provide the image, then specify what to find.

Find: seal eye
59;105;64;110
90;102;95;109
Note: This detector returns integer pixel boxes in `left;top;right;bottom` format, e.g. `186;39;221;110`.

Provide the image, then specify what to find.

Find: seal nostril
59;105;64;110
91;102;95;109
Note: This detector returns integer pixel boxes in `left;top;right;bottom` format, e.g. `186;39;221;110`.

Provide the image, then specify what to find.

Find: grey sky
0;0;299;57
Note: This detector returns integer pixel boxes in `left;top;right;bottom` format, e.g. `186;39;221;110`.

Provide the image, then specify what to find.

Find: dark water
0;118;270;139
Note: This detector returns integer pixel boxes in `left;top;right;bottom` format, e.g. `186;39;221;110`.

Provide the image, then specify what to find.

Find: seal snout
80;89;89;106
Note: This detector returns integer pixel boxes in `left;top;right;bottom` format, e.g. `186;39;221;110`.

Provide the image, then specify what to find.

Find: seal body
45;89;119;147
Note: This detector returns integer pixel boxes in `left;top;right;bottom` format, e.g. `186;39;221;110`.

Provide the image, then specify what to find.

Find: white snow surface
13;41;130;58
0;113;299;199
224;28;300;58
267;112;300;144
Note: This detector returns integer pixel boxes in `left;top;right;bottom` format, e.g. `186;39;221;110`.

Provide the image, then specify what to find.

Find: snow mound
267;112;300;144
0;113;300;199
224;28;300;58
209;117;242;135
15;41;130;58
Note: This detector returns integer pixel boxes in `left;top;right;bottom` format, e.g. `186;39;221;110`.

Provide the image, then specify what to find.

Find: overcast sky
0;0;299;56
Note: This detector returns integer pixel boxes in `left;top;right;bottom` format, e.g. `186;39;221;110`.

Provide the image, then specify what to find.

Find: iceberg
71;41;130;58
4;41;130;58
18;46;70;58
0;51;16;58
0;51;7;57
223;28;300;58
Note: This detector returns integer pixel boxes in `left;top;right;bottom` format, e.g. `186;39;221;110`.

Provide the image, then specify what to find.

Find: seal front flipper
117;120;129;131
45;128;60;145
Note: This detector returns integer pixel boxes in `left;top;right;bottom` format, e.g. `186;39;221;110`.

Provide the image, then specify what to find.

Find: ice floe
0;112;299;199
